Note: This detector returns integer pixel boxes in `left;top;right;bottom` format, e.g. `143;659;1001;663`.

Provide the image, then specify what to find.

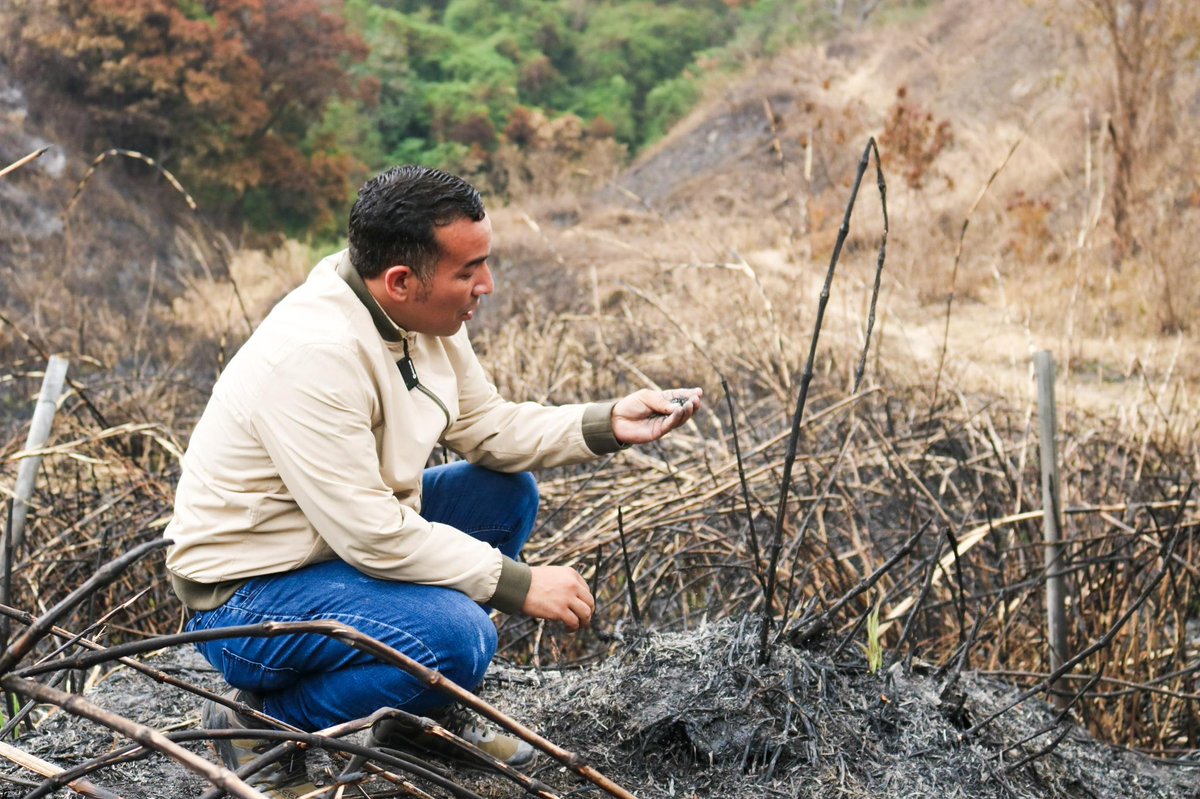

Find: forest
5;0;848;237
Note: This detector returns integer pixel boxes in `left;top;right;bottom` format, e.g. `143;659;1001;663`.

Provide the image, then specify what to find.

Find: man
165;165;701;794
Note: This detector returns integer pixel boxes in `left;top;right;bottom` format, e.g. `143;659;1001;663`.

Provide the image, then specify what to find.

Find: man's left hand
611;387;703;446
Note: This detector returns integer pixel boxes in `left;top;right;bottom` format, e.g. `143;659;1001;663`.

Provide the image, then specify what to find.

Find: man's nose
474;263;494;296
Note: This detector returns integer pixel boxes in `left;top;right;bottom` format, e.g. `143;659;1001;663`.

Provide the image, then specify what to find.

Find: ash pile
0;622;1196;798
494;621;1197;799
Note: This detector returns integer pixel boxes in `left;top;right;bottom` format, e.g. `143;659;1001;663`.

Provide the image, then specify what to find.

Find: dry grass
476;296;1200;755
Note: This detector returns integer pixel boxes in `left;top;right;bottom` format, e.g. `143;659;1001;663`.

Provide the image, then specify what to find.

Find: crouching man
164;164;701;795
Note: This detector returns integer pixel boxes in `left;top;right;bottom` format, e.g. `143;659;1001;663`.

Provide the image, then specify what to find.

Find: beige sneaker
201;690;331;798
371;703;537;770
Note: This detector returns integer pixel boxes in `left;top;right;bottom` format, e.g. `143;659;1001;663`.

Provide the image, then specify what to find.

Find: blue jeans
187;463;538;731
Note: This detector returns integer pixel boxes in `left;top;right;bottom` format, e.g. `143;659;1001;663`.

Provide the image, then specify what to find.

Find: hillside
497;0;1199;411
4;0;1197;409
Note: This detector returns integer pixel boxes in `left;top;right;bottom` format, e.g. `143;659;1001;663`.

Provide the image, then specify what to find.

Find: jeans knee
511;471;539;528
439;610;497;691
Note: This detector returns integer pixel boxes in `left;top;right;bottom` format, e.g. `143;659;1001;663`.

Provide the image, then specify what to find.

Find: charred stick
791;519;931;646
2;502;14;730
722;376;767;594
946;529;968;652
1054;670;1104;722
830;601;876;661
761;138;886;665
0;538;168;675
893;535;947;658
937;589;1002;692
2;502;12;640
780;422;860;638
616;507;643;627
852;139;888;394
1002;725;1071;775
965;483;1193;737
1;675;263;799
1001;718;1070;759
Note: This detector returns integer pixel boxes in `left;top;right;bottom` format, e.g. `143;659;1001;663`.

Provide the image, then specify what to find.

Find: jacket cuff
582;400;629;454
489;556;532;614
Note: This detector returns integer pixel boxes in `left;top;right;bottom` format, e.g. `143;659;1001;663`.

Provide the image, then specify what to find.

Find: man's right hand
522;565;594;631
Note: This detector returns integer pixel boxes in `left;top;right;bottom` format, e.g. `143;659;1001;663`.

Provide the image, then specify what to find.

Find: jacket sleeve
250;342;523;607
440;331;625;469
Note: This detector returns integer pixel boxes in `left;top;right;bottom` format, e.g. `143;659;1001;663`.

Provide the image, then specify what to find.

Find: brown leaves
13;0;368;231
880;85;955;191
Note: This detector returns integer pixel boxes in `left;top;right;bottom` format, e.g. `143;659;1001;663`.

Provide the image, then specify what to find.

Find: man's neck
335;254;406;342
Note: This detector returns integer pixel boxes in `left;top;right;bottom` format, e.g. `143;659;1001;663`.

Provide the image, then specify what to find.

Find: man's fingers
658;388;702;419
628;388;697;418
566;580;594;630
523;565;596;632
569;596;593;627
658;400;696;433
666;387;703;404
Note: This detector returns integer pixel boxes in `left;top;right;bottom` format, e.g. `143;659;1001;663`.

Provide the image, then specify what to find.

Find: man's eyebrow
463;254;489;268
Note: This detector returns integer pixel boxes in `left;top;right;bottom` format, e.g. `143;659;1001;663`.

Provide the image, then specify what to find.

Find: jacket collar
335;251;406;343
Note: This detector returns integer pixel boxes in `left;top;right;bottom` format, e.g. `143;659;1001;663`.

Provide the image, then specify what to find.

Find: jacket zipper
399;335;451;434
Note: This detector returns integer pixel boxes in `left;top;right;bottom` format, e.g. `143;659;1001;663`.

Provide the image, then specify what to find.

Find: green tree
644;74;701;143
574;2;726;142
345;0;744;170
576;76;637;144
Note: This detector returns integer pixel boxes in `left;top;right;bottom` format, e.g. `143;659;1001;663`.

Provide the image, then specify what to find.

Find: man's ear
380;264;417;302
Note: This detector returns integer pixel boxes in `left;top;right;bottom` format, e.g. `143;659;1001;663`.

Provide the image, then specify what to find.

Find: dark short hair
348;165;485;281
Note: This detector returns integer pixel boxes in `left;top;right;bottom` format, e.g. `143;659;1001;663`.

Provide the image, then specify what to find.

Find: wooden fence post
3;355;70;571
1035;350;1069;707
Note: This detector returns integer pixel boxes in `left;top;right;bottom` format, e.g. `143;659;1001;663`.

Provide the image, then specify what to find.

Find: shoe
372;703;537;770
201;690;328;799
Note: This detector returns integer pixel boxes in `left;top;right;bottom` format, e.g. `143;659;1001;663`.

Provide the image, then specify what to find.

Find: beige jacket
165;250;621;613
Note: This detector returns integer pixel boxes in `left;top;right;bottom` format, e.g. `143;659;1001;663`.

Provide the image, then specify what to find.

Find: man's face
405;215;494;337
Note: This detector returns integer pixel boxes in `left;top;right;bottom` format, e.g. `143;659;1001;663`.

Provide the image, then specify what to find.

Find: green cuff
490;556;532;615
582;400;629;455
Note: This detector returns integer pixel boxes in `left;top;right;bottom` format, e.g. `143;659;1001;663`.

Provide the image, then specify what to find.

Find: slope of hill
526;0;1198;413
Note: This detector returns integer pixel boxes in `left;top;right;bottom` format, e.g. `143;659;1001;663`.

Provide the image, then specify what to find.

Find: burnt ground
0;621;1196;799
